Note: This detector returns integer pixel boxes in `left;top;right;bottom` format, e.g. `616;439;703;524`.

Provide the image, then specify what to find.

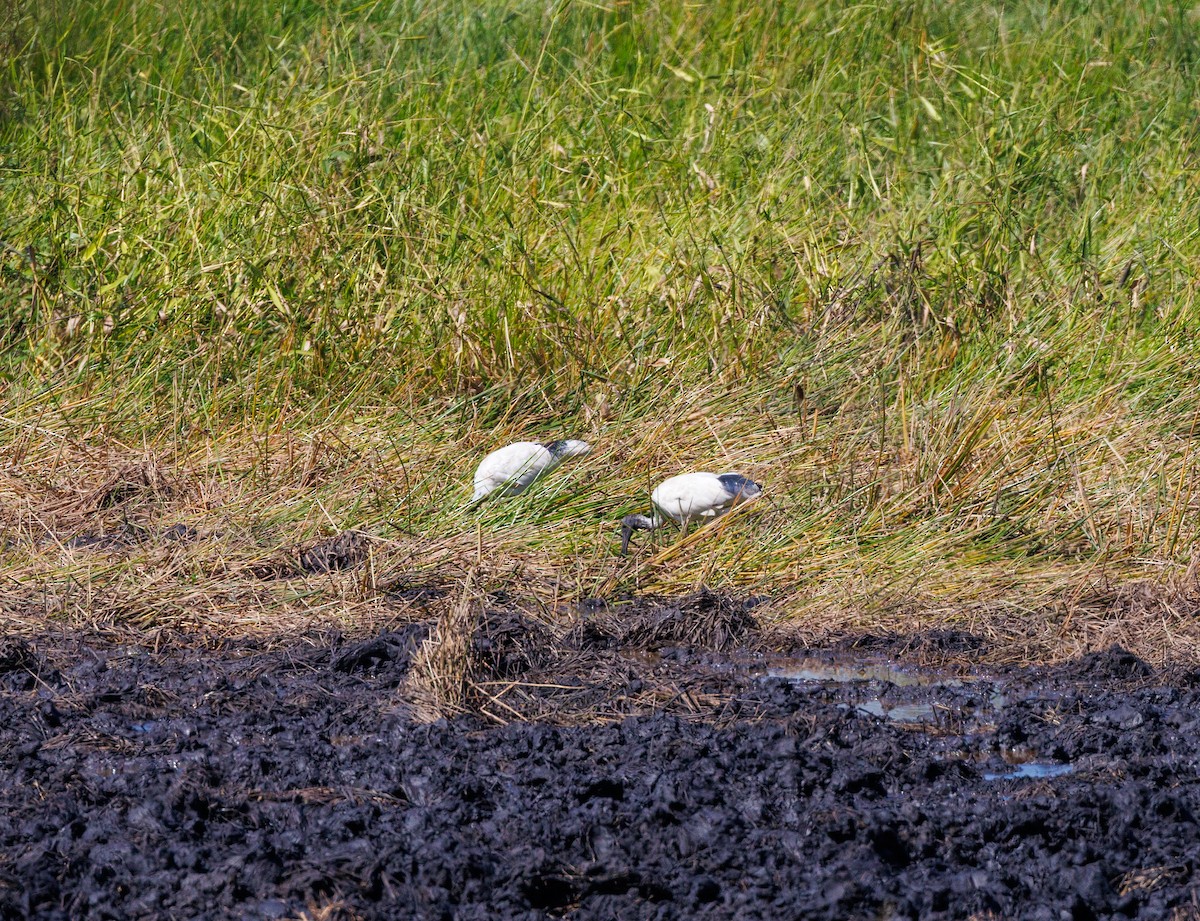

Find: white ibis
471;439;591;504
620;472;763;554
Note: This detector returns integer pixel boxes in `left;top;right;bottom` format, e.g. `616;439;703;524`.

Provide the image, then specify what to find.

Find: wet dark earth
2;594;1200;920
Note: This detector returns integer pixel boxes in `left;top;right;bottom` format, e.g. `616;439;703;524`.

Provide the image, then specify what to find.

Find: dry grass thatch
5;390;1200;670
405;570;483;722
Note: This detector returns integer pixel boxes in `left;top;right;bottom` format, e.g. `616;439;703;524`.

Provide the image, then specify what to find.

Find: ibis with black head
471;439;591;505
620;472;763;554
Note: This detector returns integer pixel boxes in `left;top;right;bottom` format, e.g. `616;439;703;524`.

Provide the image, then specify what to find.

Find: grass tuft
406;569;482;721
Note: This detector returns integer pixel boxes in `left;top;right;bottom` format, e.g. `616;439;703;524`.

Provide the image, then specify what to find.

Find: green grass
3;0;1200;657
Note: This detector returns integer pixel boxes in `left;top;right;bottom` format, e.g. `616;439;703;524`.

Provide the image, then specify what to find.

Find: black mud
2;597;1199;920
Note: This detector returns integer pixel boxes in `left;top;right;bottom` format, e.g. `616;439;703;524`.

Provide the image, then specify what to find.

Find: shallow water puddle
852;700;938;724
983;761;1075;781
762;657;976;724
761;658;1078;776
764;659;970;688
758;657;1030;734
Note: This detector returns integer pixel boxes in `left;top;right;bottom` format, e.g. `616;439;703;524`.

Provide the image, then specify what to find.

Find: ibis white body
471;439;591;503
620;472;763;554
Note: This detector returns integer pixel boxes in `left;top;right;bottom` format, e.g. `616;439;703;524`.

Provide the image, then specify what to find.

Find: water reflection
983;761;1075;781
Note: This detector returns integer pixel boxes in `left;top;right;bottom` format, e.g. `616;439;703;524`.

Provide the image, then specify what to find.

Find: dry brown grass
404;569;483;722
5;374;1200;670
292;901;362;921
752;564;1200;669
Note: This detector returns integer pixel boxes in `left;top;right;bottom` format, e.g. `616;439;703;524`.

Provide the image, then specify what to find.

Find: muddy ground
1;592;1199;920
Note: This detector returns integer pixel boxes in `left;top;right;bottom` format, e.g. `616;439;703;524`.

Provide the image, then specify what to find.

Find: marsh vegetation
6;4;1200;916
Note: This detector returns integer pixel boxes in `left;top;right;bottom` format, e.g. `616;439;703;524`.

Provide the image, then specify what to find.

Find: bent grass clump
406;572;483;722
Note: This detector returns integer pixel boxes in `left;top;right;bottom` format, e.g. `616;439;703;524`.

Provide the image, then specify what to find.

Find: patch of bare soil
1;593;1198;919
